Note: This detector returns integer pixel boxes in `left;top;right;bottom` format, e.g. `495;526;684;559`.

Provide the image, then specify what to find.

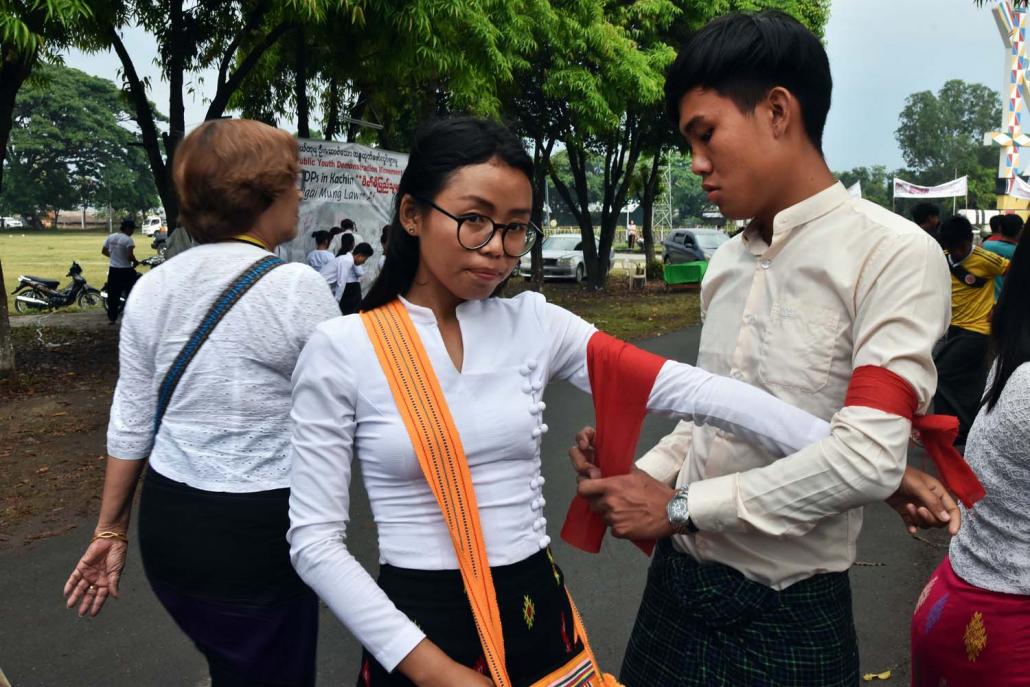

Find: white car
142;215;164;237
1;216;23;228
518;234;613;282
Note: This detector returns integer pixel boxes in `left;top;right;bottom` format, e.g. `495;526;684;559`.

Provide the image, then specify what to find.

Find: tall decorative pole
984;0;1030;213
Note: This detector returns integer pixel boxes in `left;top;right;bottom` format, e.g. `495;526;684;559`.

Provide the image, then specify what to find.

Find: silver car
518;234;613;282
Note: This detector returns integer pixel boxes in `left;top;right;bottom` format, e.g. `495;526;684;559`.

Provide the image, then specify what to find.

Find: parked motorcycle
12;262;103;313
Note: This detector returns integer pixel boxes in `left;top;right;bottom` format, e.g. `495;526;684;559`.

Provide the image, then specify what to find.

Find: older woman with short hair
63;119;339;686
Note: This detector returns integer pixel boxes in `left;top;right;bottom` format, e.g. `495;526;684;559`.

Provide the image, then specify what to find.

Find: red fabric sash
561;331;666;555
845;365;986;508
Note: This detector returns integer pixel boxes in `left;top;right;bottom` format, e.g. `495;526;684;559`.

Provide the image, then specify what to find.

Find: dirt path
0;324;117;549
10;310;113;331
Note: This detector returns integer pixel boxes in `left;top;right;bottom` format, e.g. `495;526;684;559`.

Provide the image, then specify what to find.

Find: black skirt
357;548;593;686
138;468;318;686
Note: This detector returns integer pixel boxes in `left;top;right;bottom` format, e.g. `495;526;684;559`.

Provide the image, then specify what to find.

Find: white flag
1009;175;1030;200
893;176;967;199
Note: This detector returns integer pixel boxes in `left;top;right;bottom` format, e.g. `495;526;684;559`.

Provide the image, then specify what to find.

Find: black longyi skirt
138;468;318;687
358;548;592;686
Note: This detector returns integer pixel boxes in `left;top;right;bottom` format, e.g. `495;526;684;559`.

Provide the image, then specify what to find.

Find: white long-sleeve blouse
287;292;830;671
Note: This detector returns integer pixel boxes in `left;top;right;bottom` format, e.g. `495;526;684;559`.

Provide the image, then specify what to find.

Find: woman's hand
398;639;494;687
63;537;127;617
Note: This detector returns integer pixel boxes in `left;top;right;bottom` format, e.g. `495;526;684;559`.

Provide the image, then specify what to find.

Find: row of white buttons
522;357;551;548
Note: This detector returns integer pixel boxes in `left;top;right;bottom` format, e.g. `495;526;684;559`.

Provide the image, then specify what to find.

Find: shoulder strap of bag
361;300;511;687
361;300;618;687
949;259;989;288
153;255;285;436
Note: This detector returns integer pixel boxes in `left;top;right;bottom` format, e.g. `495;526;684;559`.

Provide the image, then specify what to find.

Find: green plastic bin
663;261;708;285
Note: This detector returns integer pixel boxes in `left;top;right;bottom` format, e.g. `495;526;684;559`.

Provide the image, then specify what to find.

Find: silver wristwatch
666;485;698;535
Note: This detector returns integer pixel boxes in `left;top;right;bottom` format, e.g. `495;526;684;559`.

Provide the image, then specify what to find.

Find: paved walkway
0;325;946;686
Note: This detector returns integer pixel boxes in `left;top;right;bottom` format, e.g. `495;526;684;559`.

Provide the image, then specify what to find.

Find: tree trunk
550;144;600;287
110;29;177;231
346;92;369;142
205;21;292;121
0;259;14;377
0;45;35;194
324;78;340;140
528;137;555;291
294;27;309;138
640;153;663;276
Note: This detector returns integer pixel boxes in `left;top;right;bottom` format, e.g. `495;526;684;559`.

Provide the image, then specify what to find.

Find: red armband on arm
845;365;986;508
561;331;666;555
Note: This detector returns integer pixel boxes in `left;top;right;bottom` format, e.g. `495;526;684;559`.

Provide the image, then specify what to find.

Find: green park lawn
0;230;159;315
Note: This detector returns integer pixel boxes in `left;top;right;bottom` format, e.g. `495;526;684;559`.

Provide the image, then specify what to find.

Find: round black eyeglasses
414;196;543;258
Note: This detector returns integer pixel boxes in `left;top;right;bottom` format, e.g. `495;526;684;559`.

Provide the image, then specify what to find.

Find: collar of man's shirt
741;181;849;255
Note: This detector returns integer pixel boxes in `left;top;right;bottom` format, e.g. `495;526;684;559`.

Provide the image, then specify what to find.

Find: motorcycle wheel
77;288;103;310
14;289;46;314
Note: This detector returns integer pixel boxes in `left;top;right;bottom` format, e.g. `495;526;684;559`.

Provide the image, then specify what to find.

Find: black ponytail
983;229;1030;410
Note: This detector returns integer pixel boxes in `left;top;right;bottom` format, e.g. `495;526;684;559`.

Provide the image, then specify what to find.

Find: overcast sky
64;0;1008;172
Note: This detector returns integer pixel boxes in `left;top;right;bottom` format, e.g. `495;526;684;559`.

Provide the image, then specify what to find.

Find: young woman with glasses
286;117;835;686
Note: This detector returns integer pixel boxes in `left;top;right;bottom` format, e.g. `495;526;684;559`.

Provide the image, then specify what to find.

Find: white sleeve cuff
688;473;741;532
635;452;682;486
376;623;428;674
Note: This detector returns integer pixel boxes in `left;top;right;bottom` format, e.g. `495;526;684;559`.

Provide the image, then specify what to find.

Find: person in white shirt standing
101;218;139;323
328;218;364;255
571;11;960;687
64;119;339;687
334;241;373;314
306;229;335;272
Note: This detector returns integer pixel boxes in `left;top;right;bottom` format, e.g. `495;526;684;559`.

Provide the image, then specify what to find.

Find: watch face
668;496;689;523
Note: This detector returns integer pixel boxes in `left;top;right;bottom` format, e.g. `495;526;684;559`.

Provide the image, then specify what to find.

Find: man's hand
569;426;600;481
577;469;676;540
885;466;961;536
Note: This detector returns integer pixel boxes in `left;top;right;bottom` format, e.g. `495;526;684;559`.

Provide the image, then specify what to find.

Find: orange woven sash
361;300;621;687
361;300;508;685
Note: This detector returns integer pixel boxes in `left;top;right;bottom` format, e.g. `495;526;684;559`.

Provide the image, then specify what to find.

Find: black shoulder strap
949;260;989;289
152;255;285;436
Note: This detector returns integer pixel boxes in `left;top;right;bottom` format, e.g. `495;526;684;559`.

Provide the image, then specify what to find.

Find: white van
142;216;164;237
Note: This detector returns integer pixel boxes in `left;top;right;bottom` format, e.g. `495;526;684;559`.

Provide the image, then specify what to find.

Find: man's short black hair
938;215;973;250
340;218;355;230
664;10;832;152
1000;213;1024;238
353;242;374;258
989;214;1003;233
911;203;940;226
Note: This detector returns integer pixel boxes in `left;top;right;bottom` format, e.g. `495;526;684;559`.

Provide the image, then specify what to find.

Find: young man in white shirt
101;218;139;323
572;10;956;686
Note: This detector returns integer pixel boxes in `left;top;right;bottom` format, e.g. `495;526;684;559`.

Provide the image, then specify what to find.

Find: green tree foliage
0;0;95;376
545;0;830;288
834;165;892;209
83;0;329;230
233;0;534;146
0;0;94;193
0;64;160;227
895;79;1001;208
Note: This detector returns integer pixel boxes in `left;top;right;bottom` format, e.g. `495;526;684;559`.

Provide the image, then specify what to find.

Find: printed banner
275;139;408;264
1008;174;1030;200
892;176;967;199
